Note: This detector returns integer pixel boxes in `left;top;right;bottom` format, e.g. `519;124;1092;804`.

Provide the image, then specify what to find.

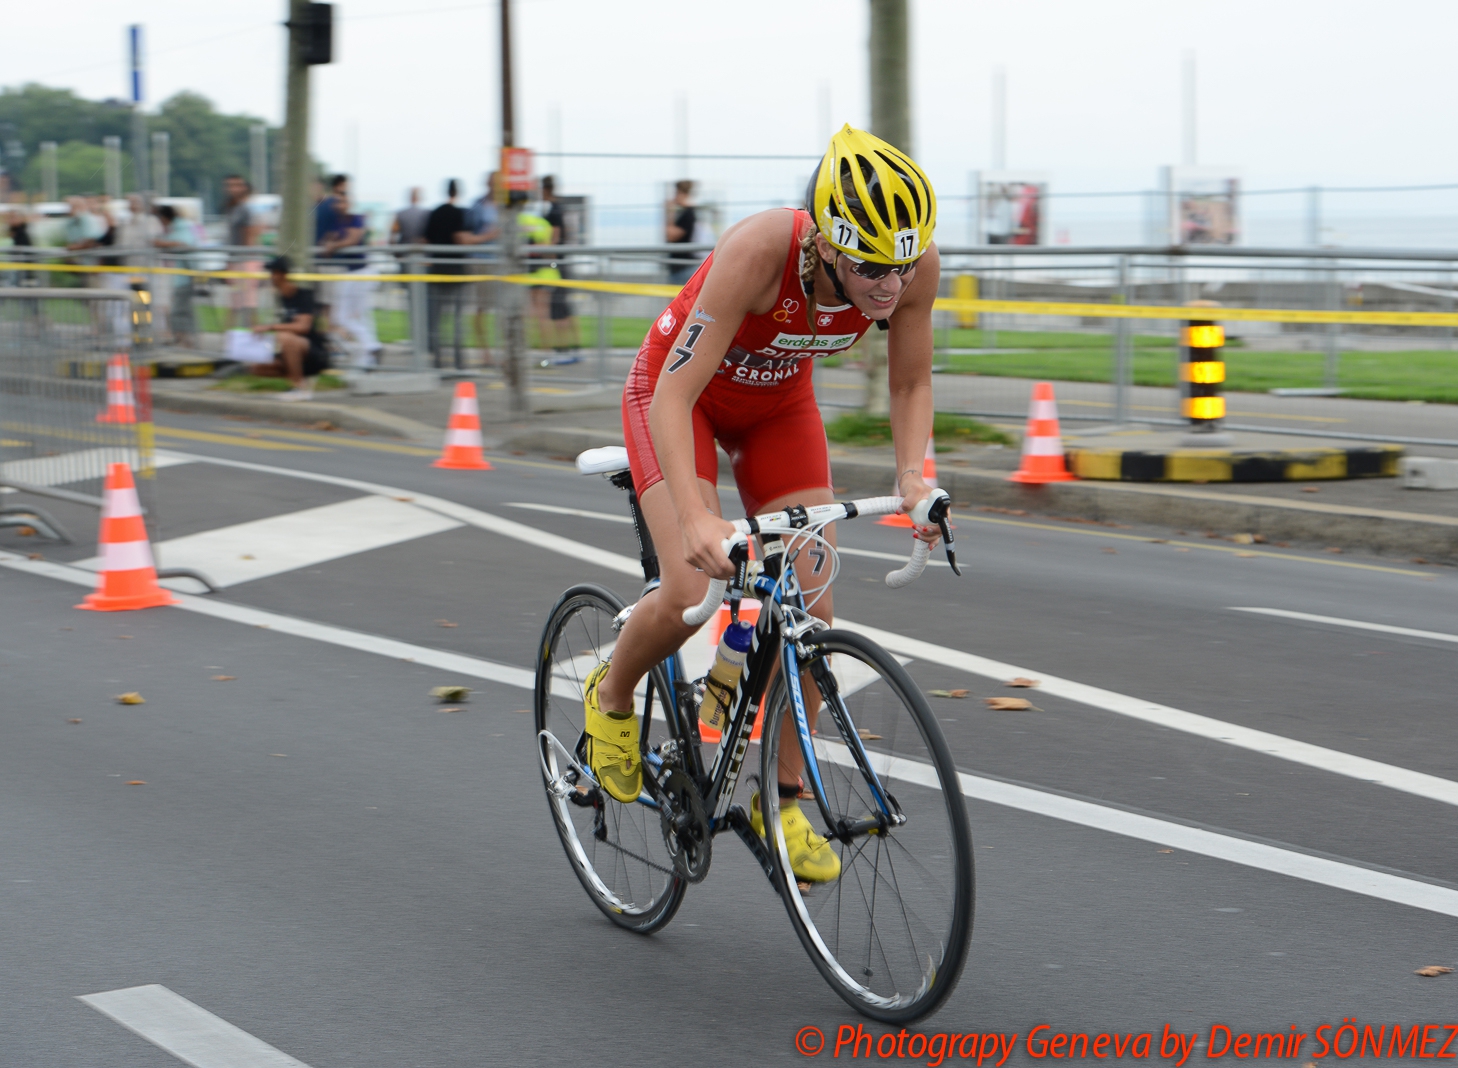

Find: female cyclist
583;126;941;882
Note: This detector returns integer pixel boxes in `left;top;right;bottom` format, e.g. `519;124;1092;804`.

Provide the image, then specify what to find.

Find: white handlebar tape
681;533;748;626
885;539;931;589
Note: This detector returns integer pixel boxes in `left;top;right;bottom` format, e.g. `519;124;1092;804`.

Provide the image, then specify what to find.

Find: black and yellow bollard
1180;312;1230;445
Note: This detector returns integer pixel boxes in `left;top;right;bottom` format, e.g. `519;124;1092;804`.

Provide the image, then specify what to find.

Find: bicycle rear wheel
535;583;686;933
760;629;974;1022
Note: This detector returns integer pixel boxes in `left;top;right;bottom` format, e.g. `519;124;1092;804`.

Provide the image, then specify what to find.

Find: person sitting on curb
251;256;331;402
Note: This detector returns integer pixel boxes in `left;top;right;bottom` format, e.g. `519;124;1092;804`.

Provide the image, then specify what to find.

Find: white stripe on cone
99;539;156;572
445;427;482;447
102;485;143;518
1026;436;1064;456
451;395;480;417
1031;399;1059;420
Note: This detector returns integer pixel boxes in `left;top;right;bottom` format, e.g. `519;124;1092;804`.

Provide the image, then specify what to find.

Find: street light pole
500;0;529;415
280;0;314;268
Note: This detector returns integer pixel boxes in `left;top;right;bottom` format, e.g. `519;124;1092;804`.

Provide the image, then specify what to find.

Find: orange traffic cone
1008;381;1076;483
698;601;763;745
77;463;178;611
95;353;137;424
880;433;938;527
433;382;493;470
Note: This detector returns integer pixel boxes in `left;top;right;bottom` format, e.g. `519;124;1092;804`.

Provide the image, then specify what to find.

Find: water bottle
700;620;754;733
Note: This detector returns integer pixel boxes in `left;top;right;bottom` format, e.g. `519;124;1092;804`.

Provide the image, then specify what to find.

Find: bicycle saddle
576;446;631;476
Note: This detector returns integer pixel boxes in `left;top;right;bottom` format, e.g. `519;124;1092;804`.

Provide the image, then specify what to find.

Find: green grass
934;326;1458;404
825;410;1014;449
213;372;347;393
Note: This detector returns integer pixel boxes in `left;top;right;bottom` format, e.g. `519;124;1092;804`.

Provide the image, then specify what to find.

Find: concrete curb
503;426;1458;565
151;388;441;443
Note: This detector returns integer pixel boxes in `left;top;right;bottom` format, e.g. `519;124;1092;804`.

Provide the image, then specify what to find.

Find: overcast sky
9;0;1456;229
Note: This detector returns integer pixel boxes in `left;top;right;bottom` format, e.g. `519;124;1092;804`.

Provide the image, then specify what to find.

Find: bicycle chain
594;835;679;879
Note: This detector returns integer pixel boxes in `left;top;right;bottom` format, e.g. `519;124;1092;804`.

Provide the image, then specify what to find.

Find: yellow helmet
810;125;936;264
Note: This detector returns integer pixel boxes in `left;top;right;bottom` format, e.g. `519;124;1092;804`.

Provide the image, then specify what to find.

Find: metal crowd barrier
0;288;143;546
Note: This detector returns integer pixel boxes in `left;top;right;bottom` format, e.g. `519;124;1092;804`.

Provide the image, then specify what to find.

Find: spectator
223;174;262;328
65;197;112;337
390;187;429;245
90;196;129;341
424;179;490;370
539;174;579;351
5;207;32;286
665;179;699;285
519;203;557;352
322;190;382;368
250;255;330;401
467;171;501;366
116;195;161;338
314;173;348;317
154;204;198;348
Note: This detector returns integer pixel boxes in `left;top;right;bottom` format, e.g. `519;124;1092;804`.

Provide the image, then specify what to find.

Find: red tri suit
623;208;874;514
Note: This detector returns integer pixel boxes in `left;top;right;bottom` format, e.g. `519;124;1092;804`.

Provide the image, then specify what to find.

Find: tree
18;141;132;198
0;82;279;209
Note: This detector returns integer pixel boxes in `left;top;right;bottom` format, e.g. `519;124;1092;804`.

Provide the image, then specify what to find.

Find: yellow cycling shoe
583;661;641;804
751;792;842;883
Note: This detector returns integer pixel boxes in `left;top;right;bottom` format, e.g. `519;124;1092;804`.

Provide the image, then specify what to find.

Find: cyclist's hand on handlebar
683;509;739;580
898;475;943;546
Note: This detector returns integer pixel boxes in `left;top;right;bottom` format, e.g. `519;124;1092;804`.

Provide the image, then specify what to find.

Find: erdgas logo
767;332;858;352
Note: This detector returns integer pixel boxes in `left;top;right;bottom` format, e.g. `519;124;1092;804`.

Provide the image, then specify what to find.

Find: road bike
533;446;974;1021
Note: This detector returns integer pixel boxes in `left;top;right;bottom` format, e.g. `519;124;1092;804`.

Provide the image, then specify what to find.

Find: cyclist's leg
725;381;836;792
593;475;721;714
595;384;722;715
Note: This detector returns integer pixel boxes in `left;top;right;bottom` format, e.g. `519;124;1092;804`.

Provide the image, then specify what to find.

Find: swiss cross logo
818;314;834;327
658;311;677;335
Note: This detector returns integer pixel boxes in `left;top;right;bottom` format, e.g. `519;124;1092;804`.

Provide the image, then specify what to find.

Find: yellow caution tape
8;260;1458;327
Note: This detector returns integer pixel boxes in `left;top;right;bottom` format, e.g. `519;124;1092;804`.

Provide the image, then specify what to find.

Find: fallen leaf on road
27;552;43;560
15;525;35;536
439;707;462;714
1236;552;1258;558
1252;534;1267;543
1415;966;1453;977
115;692;145;705
857;729;883;740
1174;547;1190;553
436;620;458;628
115;635;133;640
1232;533;1255;544
211;675;236;681
1157;849;1174;854
394;496;414;502
1147;539;1167;544
1006;677;1040;688
514;709;531;714
985;697;1041;711
430;685;471;702
67;718;82;724
125;780;146;785
1101;547;1118;554
1324;546;1343;554
927;689;969;699
1300;486;1320;493
240;554;255;560
270;754;287;758
1412;557;1430;565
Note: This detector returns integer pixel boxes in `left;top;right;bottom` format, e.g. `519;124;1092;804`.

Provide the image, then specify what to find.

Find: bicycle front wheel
535;583;686;934
760;629;974;1022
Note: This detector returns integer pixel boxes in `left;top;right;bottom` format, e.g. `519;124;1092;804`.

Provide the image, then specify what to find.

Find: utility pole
250;124;268;193
499;0;529;415
103;136;123;199
152;131;170;197
280;0;315;267
863;0;910;416
869;0;911;154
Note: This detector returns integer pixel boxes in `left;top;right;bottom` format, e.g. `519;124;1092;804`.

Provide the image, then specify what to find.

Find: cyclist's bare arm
886;243;942;539
648;210;798;580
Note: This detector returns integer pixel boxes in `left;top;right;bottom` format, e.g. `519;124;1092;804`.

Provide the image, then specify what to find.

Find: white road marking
5;548;1455;919
77;495;462;587
166;452;643;577
1231;606;1458;646
838;544;948;567
78;984;312;1068
1;447;192;486
0;550;535;689
834;618;1458;810
504;501;634;524
811;738;1458;920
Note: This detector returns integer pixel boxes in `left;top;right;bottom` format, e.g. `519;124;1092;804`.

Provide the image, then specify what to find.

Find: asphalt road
3;410;1456;1067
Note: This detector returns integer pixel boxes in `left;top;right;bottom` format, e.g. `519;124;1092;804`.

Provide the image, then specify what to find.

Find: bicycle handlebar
680;490;955;626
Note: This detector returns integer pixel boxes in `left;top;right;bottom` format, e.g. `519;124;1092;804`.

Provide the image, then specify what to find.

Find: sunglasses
842;254;918;280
